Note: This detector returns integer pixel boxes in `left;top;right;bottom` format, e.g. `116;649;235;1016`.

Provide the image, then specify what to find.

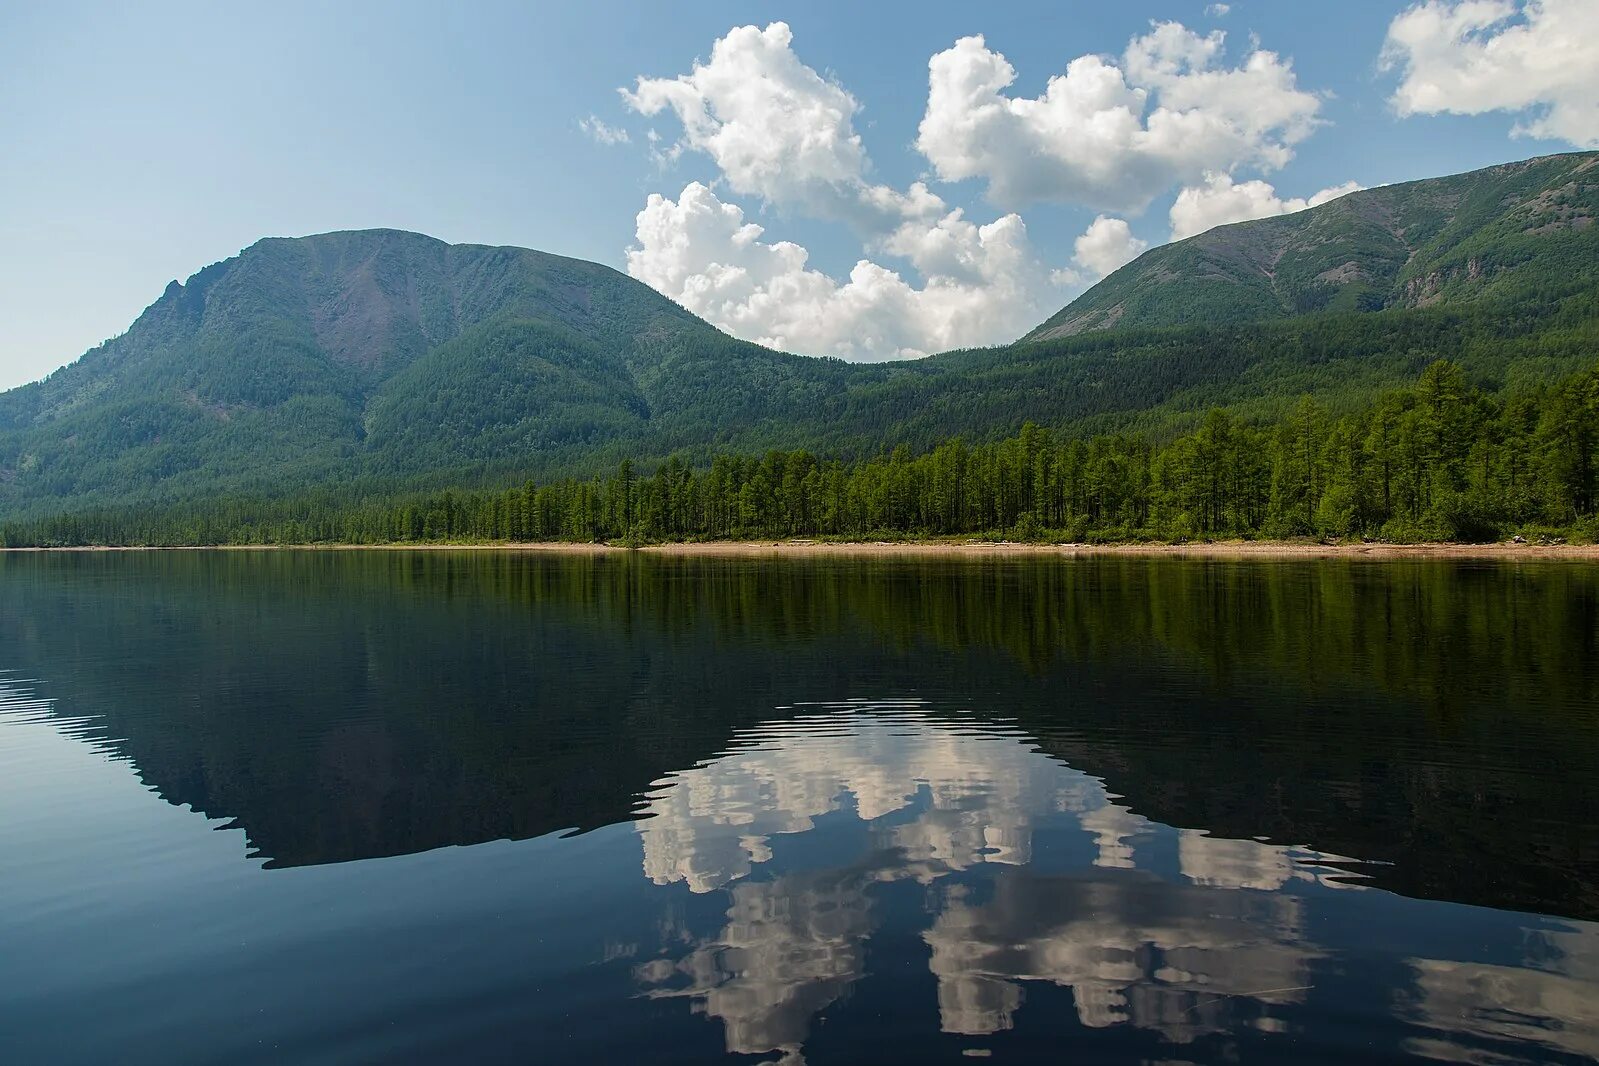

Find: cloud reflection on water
630;703;1599;1063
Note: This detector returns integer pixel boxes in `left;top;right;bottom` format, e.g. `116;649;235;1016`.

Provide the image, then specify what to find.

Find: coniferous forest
6;359;1594;548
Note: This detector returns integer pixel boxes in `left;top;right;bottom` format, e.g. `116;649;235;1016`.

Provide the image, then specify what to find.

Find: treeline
4;360;1596;547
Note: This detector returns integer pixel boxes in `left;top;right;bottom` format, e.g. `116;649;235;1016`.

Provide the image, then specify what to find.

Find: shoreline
3;539;1597;559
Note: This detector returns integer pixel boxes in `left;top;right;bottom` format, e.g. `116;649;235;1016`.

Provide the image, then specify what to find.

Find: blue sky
1;0;1593;387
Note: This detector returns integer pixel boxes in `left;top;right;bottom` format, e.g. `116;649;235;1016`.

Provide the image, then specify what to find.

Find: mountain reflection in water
1;550;1597;1065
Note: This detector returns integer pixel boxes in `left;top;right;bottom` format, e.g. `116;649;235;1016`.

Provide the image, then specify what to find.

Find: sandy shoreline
640;540;1599;560
3;539;1597;560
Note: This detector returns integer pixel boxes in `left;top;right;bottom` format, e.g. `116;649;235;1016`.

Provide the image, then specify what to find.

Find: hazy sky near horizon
2;0;1595;388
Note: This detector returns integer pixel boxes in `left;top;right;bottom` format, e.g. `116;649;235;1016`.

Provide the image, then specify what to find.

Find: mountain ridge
1027;150;1599;341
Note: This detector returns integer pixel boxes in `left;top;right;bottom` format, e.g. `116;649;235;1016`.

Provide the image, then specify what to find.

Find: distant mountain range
1;151;1595;517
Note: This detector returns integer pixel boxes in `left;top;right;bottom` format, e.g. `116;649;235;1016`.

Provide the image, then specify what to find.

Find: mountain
2;152;1597;520
1028;151;1599;340
0;229;866;510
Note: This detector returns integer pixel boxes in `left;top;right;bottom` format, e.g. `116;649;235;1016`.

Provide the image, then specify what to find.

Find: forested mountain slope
2;151;1597;521
0;229;855;510
1028;151;1599;340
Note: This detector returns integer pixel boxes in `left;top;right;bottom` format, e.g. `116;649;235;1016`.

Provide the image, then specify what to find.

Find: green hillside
0;229;853;510
1028;151;1599;340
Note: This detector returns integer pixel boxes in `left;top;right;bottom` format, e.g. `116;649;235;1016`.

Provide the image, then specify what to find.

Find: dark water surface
2;550;1597;1065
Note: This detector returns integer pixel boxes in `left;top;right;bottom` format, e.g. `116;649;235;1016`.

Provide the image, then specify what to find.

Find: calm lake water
1;550;1597;1065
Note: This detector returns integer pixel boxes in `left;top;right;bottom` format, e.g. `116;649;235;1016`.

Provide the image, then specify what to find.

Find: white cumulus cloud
1383;0;1599;147
1169;173;1363;240
1072;216;1149;277
621;21;942;230
916;22;1323;212
627;183;1133;360
616;20;1340;360
617;22;1151;359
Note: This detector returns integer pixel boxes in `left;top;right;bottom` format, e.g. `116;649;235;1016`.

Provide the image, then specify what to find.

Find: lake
1;549;1597;1065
